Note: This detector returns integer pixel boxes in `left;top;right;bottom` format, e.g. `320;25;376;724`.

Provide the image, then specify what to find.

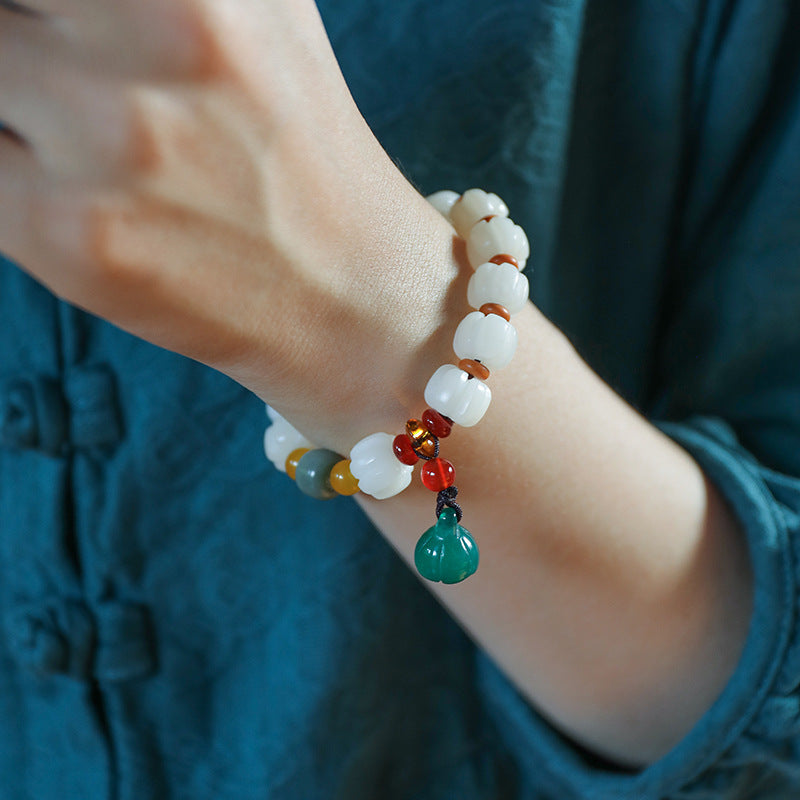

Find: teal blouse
1;0;799;798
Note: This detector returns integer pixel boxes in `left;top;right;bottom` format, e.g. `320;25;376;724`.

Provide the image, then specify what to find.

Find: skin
0;0;753;765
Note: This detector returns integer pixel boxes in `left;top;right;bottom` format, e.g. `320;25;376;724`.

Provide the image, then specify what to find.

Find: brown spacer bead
481;214;496;223
458;358;490;381
489;254;519;268
479;302;511;322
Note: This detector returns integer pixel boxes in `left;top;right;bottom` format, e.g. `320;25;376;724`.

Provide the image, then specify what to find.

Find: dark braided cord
436;486;462;522
414;435;439;460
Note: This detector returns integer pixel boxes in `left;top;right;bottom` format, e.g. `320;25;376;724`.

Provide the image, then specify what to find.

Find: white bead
424;364;492;427
453;311;517;371
467;261;530;314
449;189;510;238
466;216;530;270
426;190;460;220
349;433;413;500
264;418;313;473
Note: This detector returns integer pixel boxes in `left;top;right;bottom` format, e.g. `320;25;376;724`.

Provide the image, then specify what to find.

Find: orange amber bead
458;358;490;381
285;447;310;480
414;436;438;459
479;302;511;322
405;418;430;445
489;254;519;268
330;459;360;496
406;420;439;457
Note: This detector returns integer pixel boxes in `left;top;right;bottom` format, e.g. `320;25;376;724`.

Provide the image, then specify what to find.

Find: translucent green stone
295;449;341;500
414;508;479;584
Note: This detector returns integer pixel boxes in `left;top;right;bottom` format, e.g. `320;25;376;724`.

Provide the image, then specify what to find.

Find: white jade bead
426;190;460;220
453;311;517;371
424;365;492;427
450;189;509;238
264;417;313;473
467;261;530;314
466;216;530;270
349;433;413;500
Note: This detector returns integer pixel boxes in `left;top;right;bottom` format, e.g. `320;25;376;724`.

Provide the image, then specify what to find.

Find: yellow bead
285;448;310;480
330;459;360;496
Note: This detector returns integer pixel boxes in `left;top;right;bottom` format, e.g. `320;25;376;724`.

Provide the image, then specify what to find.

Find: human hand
0;0;465;449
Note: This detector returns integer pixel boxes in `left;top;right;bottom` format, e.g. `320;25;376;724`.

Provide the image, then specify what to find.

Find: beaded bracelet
264;189;530;584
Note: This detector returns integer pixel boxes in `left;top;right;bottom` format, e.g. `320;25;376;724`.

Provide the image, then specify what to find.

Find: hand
0;0;465;448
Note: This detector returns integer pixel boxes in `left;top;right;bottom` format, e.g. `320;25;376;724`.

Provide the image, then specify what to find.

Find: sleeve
476;1;800;798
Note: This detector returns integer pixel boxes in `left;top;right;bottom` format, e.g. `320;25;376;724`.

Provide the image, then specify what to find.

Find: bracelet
264;189;530;584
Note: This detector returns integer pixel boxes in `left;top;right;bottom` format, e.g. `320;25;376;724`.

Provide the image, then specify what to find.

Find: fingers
0;5;209;181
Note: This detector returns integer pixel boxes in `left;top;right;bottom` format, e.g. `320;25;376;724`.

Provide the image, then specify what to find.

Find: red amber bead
458;358;490;381
422;408;452;439
489;253;519;268
421;458;456;492
479;302;511;322
393;434;419;465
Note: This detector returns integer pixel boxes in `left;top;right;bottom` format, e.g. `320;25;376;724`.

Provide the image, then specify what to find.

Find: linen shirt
1;0;799;797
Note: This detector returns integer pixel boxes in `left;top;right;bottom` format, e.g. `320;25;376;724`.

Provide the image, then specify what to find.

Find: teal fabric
1;0;799;797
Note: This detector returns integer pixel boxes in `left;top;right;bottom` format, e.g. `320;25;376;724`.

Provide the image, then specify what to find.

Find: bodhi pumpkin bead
468;261;529;315
349;432;414;500
424;364;492;427
264;407;313;473
453;311;518;371
449;188;509;238
466;216;530;270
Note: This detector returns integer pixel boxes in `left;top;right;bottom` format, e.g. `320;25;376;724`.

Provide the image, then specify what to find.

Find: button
0;375;67;455
64;364;123;450
94;601;156;682
0;365;123;455
6;598;156;682
7;600;95;679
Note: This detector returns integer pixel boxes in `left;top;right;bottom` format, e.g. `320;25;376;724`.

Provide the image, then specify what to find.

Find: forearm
0;0;754;767
353;291;753;766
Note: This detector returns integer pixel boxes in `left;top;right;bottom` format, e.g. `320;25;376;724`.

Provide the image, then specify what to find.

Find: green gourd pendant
414;507;479;584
